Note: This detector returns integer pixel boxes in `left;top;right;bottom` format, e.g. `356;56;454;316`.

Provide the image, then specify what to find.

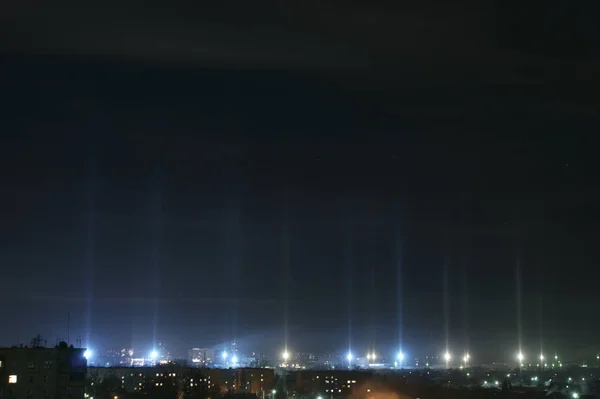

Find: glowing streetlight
149;350;158;360
366;353;372;361
463;353;470;364
282;351;290;362
83;350;92;360
397;352;404;361
231;355;238;365
222;351;228;360
517;352;525;363
540;354;544;361
346;352;353;368
371;353;377;361
443;351;451;369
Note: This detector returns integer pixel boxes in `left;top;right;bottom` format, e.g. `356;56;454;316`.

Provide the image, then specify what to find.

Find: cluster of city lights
271;348;564;368
221;351;239;364
82;343;576;370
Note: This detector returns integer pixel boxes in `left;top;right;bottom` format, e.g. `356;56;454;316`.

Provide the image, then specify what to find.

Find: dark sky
1;0;599;361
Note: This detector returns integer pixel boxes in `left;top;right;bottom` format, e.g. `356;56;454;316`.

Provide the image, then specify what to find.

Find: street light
444;352;451;369
517;352;525;363
282;351;290;362
222;351;228;360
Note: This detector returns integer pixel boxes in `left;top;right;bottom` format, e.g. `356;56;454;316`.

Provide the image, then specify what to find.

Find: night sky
1;0;599;361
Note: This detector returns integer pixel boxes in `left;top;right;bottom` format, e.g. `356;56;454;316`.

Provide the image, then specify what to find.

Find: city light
272;390;276;395
540;354;544;361
347;352;353;361
231;355;238;364
317;396;323;399
222;351;228;360
282;351;290;361
517;352;525;362
149;350;158;360
463;353;470;363
397;352;404;361
444;352;451;362
83;349;92;359
572;394;579;399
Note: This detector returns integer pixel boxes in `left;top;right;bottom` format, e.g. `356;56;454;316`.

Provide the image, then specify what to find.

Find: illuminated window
9;375;17;384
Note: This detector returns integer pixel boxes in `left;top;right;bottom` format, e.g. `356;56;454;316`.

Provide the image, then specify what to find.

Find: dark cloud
2;0;597;86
